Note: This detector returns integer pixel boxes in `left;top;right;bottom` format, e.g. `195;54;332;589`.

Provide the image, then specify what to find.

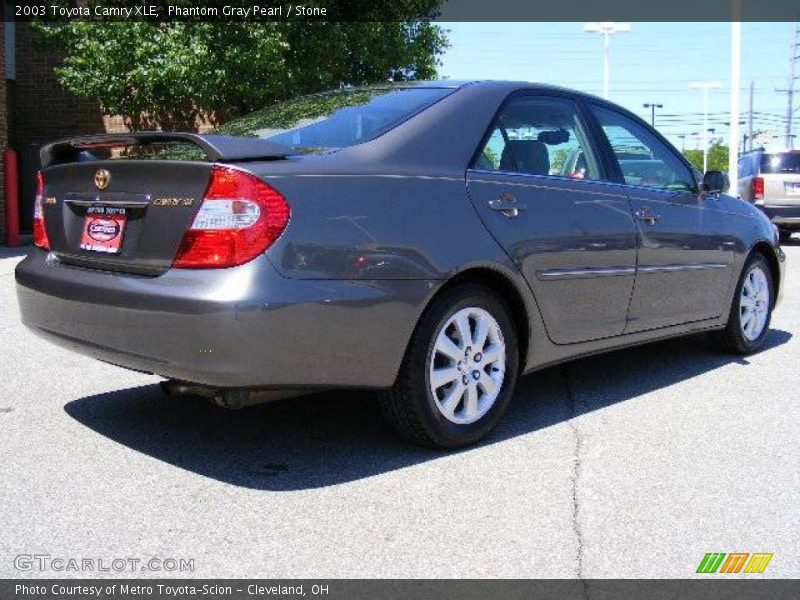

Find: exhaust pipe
160;380;308;409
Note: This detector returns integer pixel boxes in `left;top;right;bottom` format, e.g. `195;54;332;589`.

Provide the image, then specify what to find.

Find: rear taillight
173;166;290;269
752;176;764;202
32;171;50;250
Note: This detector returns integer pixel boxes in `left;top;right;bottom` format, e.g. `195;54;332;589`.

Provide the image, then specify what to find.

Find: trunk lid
38;133;291;276
42;161;213;275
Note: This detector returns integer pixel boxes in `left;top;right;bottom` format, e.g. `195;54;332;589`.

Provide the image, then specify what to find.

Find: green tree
683;143;730;173
35;19;447;130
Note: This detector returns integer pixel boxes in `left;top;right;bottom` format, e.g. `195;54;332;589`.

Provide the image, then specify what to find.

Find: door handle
634;209;660;225
488;193;526;218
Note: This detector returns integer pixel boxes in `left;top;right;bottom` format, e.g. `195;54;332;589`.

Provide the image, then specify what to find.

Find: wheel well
434;268;530;368
751;241;781;295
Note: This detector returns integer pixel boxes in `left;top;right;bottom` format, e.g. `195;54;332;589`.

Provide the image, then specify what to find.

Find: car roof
428;79;607;103
416;79;608;100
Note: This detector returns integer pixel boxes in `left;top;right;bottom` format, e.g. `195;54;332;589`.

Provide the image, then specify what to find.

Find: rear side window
218;87;454;150
472;96;601;180
592;105;695;192
760;153;800;174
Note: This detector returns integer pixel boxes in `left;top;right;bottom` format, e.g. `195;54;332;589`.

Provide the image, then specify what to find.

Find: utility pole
584;22;631;100
643;102;663;127
678;133;688;152
690;81;722;173
777;22;800;149
782;22;799;148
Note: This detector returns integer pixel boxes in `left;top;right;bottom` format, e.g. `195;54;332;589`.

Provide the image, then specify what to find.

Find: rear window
216;87;454;150
69;87;454;163
760;153;800;174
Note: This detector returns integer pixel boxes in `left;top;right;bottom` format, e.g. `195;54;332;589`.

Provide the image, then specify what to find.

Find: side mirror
702;170;729;194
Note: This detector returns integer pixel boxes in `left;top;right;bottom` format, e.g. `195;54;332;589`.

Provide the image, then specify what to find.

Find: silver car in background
738;149;800;242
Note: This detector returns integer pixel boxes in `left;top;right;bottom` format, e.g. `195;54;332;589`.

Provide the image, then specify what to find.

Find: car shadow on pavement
64;329;792;491
0;245;31;260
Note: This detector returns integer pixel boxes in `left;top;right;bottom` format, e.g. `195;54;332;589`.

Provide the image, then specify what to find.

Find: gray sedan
15;81;785;448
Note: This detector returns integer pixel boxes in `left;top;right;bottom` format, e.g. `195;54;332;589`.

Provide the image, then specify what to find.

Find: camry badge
152;198;194;206
94;169;111;190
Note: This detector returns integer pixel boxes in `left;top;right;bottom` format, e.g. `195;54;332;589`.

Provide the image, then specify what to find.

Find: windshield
760;152;800;174
215;87;454;150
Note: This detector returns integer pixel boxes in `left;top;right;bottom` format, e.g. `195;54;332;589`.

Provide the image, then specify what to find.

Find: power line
689;81;722;172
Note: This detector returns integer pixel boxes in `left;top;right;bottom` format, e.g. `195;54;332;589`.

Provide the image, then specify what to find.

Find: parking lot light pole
643;102;663;127
726;119;747;154
690;81;722;173
729;20;742;187
584;22;631;99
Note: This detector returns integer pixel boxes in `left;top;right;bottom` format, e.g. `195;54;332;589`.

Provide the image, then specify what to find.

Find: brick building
1;19;128;240
2;16;222;242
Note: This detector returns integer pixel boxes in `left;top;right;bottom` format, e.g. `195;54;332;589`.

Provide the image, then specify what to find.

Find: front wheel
714;253;774;354
380;283;519;449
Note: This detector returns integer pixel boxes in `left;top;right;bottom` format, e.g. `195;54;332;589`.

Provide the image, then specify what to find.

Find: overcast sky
439;22;796;152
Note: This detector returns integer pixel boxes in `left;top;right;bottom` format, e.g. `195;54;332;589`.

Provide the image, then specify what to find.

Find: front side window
473;96;601;180
592;105;696;192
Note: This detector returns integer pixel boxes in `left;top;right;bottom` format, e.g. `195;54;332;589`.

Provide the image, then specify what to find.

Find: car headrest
500;140;550;175
538;129;570;145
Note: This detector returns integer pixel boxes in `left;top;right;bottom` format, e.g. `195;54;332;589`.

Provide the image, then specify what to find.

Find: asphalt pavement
1;242;798;578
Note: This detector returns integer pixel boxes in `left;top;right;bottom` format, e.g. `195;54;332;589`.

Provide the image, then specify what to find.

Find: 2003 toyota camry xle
16;81;785;448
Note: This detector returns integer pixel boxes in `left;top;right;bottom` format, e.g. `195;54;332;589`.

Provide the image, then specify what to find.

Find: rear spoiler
40;132;291;168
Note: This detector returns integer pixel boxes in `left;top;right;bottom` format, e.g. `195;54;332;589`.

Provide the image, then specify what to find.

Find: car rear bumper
15;249;432;389
759;204;800;228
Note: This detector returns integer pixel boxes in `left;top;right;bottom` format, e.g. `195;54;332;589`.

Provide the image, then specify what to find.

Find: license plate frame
80;206;127;254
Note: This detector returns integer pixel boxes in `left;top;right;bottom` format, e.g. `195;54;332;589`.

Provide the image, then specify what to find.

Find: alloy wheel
739;265;770;341
428;307;506;425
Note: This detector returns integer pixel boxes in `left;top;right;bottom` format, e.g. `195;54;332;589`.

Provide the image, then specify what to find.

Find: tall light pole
584;22;631;99
729;20;742;185
643;102;663;127
690;81;722;173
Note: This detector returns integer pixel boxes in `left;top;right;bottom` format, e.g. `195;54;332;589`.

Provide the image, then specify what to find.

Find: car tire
779;229;793;243
380;283;519;449
714;253;774;354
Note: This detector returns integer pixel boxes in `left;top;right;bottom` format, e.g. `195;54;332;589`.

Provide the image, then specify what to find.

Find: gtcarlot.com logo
696;552;773;574
14;554;195;573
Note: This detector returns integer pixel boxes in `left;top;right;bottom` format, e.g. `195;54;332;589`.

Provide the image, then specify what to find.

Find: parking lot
1;242;798;578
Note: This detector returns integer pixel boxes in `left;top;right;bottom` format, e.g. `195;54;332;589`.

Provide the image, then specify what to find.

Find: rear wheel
380;284;519;449
714;253;774;354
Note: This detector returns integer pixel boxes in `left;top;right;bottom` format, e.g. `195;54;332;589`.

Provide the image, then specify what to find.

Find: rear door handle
634;209;660;225
488;193;526;218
